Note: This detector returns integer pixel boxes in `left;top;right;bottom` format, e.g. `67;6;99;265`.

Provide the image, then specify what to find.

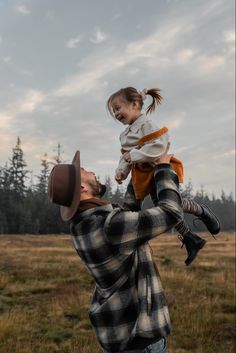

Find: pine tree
53;143;64;164
0;165;10;233
9;137;28;196
112;185;125;205
182;179;194;198
103;175;113;200
0;163;11;191
37;153;50;194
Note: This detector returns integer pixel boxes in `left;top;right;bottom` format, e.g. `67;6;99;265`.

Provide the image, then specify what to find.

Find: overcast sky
0;0;235;197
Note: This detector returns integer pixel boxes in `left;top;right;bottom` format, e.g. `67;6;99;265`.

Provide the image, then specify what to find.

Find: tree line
0;137;235;234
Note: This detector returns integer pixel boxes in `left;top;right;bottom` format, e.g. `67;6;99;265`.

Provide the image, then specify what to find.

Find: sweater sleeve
104;164;183;254
130;122;170;163
115;155;131;178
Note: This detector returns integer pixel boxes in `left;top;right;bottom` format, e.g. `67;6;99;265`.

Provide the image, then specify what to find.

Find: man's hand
150;142;173;166
115;172;127;184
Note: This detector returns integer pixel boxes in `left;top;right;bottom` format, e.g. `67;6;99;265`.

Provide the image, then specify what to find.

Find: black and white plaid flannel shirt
70;164;183;352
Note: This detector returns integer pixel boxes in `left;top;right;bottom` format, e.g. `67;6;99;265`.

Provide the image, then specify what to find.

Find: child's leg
123;180;142;211
181;198;220;235
151;192;197;239
174;198;204;237
150;190;206;265
151;187;220;265
175;197;221;265
153;188;206;265
182;198;203;215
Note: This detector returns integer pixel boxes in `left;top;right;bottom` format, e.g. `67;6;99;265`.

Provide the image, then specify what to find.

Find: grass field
0;232;235;353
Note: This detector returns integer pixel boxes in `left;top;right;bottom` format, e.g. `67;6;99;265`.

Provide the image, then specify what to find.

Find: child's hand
115;172;126;184
123;152;131;164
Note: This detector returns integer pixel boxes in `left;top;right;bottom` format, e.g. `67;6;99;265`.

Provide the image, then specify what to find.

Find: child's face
111;97;141;125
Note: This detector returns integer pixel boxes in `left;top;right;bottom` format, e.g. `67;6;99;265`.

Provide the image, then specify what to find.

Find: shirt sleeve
115;155;131;178
130;123;169;162
104;165;183;255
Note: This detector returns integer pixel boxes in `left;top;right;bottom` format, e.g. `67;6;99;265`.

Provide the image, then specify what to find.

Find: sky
0;0;235;197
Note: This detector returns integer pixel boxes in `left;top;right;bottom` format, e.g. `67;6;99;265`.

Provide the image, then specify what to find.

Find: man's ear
81;184;88;193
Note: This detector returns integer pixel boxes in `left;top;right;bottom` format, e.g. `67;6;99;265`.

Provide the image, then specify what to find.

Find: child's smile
111;97;141;125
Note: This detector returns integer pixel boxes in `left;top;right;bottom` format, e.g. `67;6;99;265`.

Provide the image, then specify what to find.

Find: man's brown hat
48;151;81;221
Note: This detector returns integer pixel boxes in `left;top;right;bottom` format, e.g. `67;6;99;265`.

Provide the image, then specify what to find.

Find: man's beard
88;180;107;198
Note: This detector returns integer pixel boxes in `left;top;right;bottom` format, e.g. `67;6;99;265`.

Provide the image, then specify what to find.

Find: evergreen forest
0;137;235;234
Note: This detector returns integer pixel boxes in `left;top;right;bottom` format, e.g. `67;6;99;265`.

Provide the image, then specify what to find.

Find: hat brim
60;151;81;221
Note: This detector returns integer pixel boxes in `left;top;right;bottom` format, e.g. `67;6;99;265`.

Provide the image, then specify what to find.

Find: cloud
201;0;227;18
0;134;16;158
16;5;31;15
19;68;33;76
90;28;108;44
44;3;234;107
53;24;183;97
199;55;225;73
66;35;83;48
53;55;124;96
111;13;121;21
126;24;183;59
6;136;61;175
96;159;117;165
0;90;45;130
16;90;45;113
0;0;234;197
224;30;235;53
52;18;216;97
176;49;195;64
0;112;13;129
23;138;53;154
224;30;235;43
54;69;106;96
165;112;186;131
213;149;236;159
3;56;12;63
45;11;55;21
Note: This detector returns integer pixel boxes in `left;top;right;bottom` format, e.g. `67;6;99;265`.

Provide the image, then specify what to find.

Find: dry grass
0;232;235;353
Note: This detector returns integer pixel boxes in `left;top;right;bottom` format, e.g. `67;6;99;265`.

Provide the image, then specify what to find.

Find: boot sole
185;239;207;266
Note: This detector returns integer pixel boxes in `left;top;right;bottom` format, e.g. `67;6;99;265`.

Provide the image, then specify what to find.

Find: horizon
0;135;235;200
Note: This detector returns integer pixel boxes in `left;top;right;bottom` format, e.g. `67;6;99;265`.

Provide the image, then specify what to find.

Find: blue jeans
103;337;168;353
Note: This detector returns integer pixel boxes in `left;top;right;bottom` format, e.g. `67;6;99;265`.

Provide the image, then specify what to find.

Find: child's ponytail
146;88;162;115
106;86;162;117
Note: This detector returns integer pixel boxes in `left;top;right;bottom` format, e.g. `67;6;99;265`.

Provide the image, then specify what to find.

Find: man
48;145;184;352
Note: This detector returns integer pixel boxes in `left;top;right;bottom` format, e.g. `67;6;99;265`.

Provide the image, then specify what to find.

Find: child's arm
115;155;131;184
130;127;169;163
130;138;168;163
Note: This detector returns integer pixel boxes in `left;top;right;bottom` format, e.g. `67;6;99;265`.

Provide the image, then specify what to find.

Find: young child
107;86;220;266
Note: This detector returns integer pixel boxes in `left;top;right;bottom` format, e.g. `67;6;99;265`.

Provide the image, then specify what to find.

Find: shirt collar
124;114;148;133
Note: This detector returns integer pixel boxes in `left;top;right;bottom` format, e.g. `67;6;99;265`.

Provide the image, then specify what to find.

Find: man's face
80;168;106;197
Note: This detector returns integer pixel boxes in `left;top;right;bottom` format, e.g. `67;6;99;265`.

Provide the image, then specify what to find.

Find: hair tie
139;88;148;101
